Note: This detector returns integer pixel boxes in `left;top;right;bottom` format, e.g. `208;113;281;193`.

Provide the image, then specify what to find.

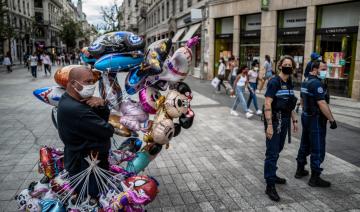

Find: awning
172;28;186;43
180;23;201;42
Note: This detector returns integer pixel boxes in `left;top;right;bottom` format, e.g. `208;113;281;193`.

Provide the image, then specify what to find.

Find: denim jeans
31;66;37;78
247;82;259;111
232;86;247;112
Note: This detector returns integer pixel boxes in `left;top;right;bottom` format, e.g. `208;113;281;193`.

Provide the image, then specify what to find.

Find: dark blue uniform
296;75;328;174
264;76;296;185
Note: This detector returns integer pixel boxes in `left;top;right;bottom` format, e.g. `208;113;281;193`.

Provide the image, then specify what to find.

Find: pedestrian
230;66;254;119
263;55;298;202
258;55;273;93
37;53;43;72
229;57;239;98
295;60;337;187
247;60;262;115
3;52;12;73
57;66;115;199
216;57;227;94
29;52;38;79
304;52;321;78
61;53;65;66
43;53;52;76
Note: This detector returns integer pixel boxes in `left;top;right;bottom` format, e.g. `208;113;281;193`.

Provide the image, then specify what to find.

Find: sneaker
215;91;221;94
230;110;239;116
308;173;331;187
247;109;254;113
294;167;309;179
245;112;253;119
256;110;262;115
230;95;236;98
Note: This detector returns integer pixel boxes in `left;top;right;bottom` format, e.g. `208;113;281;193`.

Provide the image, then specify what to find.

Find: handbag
217;74;225;80
211;77;221;88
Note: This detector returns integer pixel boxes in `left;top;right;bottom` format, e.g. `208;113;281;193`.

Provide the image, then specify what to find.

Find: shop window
34;0;42;8
172;0;176;15
180;0;183;12
240;13;261;68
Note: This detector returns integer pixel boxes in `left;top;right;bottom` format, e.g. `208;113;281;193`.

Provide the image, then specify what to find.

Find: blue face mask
318;70;327;80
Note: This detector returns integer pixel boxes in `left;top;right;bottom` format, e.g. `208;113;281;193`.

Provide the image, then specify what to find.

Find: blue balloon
80;53;97;64
39;199;66;212
33;86;65;106
126;152;151;174
118;138;143;152
125;66;147;95
94;52;144;72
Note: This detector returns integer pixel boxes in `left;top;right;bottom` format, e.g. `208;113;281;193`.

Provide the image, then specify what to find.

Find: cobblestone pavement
0;67;359;211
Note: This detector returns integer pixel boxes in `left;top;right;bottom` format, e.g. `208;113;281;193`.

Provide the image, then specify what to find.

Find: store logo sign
261;0;269;11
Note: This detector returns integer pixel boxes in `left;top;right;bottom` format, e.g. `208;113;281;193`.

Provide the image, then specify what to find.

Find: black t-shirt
301;75;326;114
265;75;296;116
57;92;114;173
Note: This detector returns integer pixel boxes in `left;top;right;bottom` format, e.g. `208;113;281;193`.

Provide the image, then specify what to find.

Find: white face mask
74;81;96;98
254;67;259;71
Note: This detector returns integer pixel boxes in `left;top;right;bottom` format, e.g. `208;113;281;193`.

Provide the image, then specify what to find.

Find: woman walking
229;57;239;98
258;55;273;93
216;57;227;94
247;60;262;115
230;66;254;119
29;52;38;79
3;52;12;73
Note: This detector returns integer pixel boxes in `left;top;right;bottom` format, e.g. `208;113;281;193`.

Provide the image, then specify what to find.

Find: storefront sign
283;9;306;28
316;27;358;35
241;30;260;38
245;14;261;31
278;27;305;36
319;1;360;28
215;34;233;39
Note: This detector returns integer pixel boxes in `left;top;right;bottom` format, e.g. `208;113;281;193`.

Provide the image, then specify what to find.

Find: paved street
0;67;360;211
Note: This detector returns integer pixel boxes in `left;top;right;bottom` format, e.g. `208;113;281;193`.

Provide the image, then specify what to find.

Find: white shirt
248;69;258;83
29;56;38;66
218;63;226;75
3;57;11;66
237;75;247;87
231;67;238;76
42;55;51;65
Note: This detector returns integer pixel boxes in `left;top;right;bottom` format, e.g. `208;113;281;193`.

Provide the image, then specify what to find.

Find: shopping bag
211;77;220;88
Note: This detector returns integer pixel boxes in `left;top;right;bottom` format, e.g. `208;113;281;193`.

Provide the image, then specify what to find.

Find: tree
100;0;122;32
0;0;17;53
59;14;83;52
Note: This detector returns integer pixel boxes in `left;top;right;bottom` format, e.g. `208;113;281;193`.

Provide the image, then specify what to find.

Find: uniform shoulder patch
317;87;324;94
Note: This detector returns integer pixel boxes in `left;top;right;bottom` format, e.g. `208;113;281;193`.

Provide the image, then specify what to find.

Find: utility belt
265;111;292;144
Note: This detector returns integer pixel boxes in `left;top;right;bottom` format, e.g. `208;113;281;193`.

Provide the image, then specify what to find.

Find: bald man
57;67;114;198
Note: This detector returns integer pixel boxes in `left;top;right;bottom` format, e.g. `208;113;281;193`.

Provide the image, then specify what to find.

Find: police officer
264;55;298;201
295;61;337;187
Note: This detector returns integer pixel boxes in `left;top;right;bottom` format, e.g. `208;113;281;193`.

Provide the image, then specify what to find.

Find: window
27;2;29;15
158;8;160;23
179;0;183;12
172;0;176;15
162;3;164;22
34;0;42;8
187;0;191;8
166;1;169;18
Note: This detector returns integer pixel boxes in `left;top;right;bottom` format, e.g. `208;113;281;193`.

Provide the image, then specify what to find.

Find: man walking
295;61;337;187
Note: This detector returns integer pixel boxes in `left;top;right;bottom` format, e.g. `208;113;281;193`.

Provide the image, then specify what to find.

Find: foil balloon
94;52;144;72
139;87;161;114
39;199;66;212
99;73;123;112
124;66;147;95
123;175;159;205
26;198;41;212
119;100;149;132
159;36;199;82
138;39;172;77
80;47;97;64
88;31;145;57
28;181;50;198
179;108;195;129
54;65;100;88
99;189;118;209
164;90;189;118
110;150;136;164
118;137;143;153
33;86;65;107
126;152;151;174
39;146;55;179
108;114;132;137
49;171;71;194
15;189;31;211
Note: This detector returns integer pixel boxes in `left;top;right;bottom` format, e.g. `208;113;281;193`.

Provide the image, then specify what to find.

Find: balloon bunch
26;30;199;211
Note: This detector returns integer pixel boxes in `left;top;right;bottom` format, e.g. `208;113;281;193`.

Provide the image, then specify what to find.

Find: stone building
1;0;34;63
207;0;360;99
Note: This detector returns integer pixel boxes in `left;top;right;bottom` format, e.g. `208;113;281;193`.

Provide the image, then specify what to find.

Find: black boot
265;185;280;202
308;172;331;187
275;176;287;184
295;166;309;179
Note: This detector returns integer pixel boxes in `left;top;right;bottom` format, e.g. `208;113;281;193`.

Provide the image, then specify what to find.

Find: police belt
272;111;292;144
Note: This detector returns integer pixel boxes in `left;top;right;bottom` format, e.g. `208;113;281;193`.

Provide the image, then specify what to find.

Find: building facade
119;0;139;32
1;0;34;63
137;0;208;78
207;0;360;99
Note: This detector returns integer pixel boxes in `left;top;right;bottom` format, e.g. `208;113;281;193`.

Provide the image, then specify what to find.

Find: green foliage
59;14;83;50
